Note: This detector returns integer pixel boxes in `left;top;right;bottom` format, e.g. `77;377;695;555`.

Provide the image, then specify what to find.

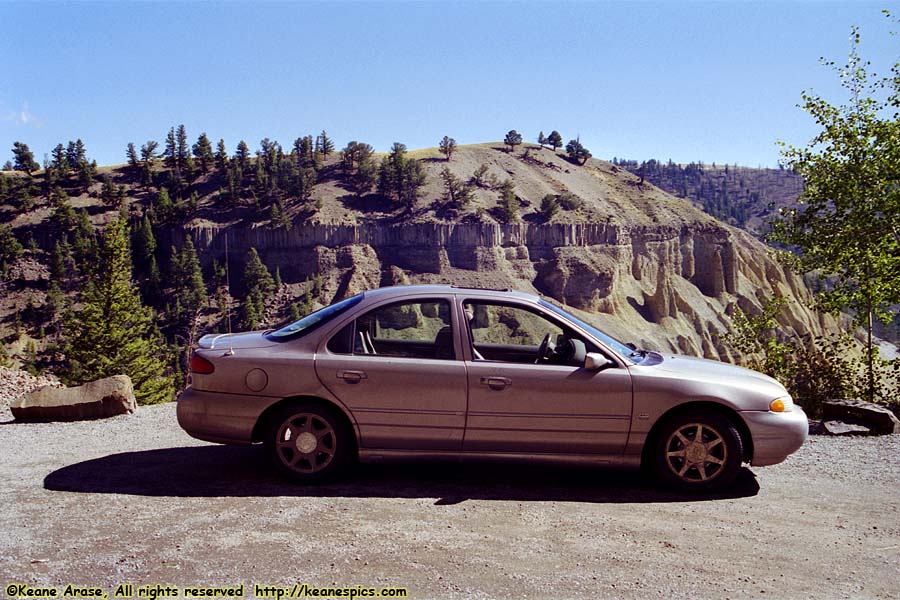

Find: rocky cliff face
0;143;855;373
183;220;837;360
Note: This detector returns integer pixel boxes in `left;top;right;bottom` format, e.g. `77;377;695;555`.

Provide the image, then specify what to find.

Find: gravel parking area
0;402;898;599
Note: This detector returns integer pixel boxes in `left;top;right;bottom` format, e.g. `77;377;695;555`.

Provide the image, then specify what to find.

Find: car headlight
769;395;794;413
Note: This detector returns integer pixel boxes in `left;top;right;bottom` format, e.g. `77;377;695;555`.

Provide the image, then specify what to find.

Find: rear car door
315;297;468;450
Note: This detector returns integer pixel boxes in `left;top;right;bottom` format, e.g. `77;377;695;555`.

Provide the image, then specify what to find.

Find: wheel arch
640;401;754;469
251;395;360;454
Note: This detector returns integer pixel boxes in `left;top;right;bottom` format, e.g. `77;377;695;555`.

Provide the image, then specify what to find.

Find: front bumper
177;387;280;445
741;405;808;466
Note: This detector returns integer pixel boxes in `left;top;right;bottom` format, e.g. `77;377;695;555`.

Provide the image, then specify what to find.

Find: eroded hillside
2;142;839;363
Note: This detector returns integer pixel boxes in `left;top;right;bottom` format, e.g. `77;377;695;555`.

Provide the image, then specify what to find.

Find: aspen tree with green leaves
771;15;900;402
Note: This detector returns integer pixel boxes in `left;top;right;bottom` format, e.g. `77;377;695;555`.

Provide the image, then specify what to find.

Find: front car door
315;297;467;450
461;299;633;456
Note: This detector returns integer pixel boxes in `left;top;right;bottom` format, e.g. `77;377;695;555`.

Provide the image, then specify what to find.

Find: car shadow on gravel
44;445;759;504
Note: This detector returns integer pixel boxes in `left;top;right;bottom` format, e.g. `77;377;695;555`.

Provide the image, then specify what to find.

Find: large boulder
11;375;136;422
822;399;900;435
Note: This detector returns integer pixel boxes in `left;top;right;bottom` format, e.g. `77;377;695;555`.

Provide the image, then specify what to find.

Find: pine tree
235;140;250;171
317;130;335;159
151;188;173;223
537;131;547;149
164;128;177;170
214;139;229;171
77;159;95;187
241;296;259;330
565;137;592;165
12;142;39;174
175;124;190;171
72;209;99;274
0;224;23;275
499;179;518;222
51;143;69;177
131;214;156;271
294;135;316;169
471;164;490;187
173;236;207;320
539;194;560;221
547;130;563;152
341;141;376;197
65;140;78;170
140;140;159;185
126;143;140;171
100;175;121;206
73;139;87;166
438;136;457;161
290;302;302;321
242;247;275;299
50;238;73;286
45;281;66;329
440;167;473;209
62;217;174;404
378;143;426;210
192;133;214;172
504;130;523;153
274;266;282;290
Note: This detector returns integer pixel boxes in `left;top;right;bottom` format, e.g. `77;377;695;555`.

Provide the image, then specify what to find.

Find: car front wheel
653;412;743;492
264;402;353;482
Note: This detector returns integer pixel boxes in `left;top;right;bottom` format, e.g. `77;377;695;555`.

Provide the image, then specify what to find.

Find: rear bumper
176;387;280;445
741;406;808;467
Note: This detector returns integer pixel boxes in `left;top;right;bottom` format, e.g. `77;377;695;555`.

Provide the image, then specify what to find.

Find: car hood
637;352;789;408
197;331;276;350
650;353;782;387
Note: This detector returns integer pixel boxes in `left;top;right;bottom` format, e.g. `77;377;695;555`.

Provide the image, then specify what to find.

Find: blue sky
1;1;897;169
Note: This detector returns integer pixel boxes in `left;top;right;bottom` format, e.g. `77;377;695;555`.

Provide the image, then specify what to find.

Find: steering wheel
535;332;556;364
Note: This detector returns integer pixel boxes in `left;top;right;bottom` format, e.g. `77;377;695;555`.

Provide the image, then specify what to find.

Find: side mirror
584;352;615;371
568;339;587;365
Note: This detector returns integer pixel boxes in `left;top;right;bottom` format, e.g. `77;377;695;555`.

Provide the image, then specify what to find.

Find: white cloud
4;101;41;126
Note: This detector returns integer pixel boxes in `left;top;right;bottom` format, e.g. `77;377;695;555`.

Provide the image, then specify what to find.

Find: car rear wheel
653;412;743;492
264;402;353;482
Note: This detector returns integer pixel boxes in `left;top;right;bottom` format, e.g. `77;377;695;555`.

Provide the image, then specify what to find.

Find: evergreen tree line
2;126;603;396
611;157;805;229
1;139;97;212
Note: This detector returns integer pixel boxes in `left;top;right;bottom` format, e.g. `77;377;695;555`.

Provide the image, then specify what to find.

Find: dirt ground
0;403;897;600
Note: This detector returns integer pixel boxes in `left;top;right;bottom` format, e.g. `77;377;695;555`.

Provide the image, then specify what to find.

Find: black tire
653;412;743;492
263;401;354;483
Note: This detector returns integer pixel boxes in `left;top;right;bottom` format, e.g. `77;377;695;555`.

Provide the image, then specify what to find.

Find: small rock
11;375;136;422
821;420;871;436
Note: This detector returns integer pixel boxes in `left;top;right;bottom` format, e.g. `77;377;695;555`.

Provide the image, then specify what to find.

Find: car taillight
189;353;215;374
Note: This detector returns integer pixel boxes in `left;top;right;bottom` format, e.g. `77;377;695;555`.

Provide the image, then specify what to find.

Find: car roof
362;284;540;303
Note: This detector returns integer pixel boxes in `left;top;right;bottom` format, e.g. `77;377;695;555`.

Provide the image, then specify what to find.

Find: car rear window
265;293;363;342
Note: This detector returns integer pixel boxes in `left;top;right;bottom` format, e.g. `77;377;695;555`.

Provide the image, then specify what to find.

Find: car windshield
538;299;639;362
265;293;363;342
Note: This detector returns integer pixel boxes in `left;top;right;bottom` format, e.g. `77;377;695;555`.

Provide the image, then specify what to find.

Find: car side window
464;301;594;366
326;322;354;354
328;299;456;360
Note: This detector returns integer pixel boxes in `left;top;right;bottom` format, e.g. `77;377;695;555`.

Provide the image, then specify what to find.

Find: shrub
721;297;899;415
557;192;584;211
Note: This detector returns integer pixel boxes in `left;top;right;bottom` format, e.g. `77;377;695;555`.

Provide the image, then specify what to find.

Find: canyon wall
181;221;835;360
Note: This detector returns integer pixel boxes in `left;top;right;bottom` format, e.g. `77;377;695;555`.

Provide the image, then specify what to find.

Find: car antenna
224;231;234;356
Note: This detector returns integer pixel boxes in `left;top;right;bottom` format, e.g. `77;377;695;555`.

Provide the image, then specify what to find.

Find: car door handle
481;376;511;390
337;370;367;384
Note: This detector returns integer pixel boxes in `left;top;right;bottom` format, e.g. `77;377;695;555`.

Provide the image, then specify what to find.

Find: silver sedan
177;285;807;491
